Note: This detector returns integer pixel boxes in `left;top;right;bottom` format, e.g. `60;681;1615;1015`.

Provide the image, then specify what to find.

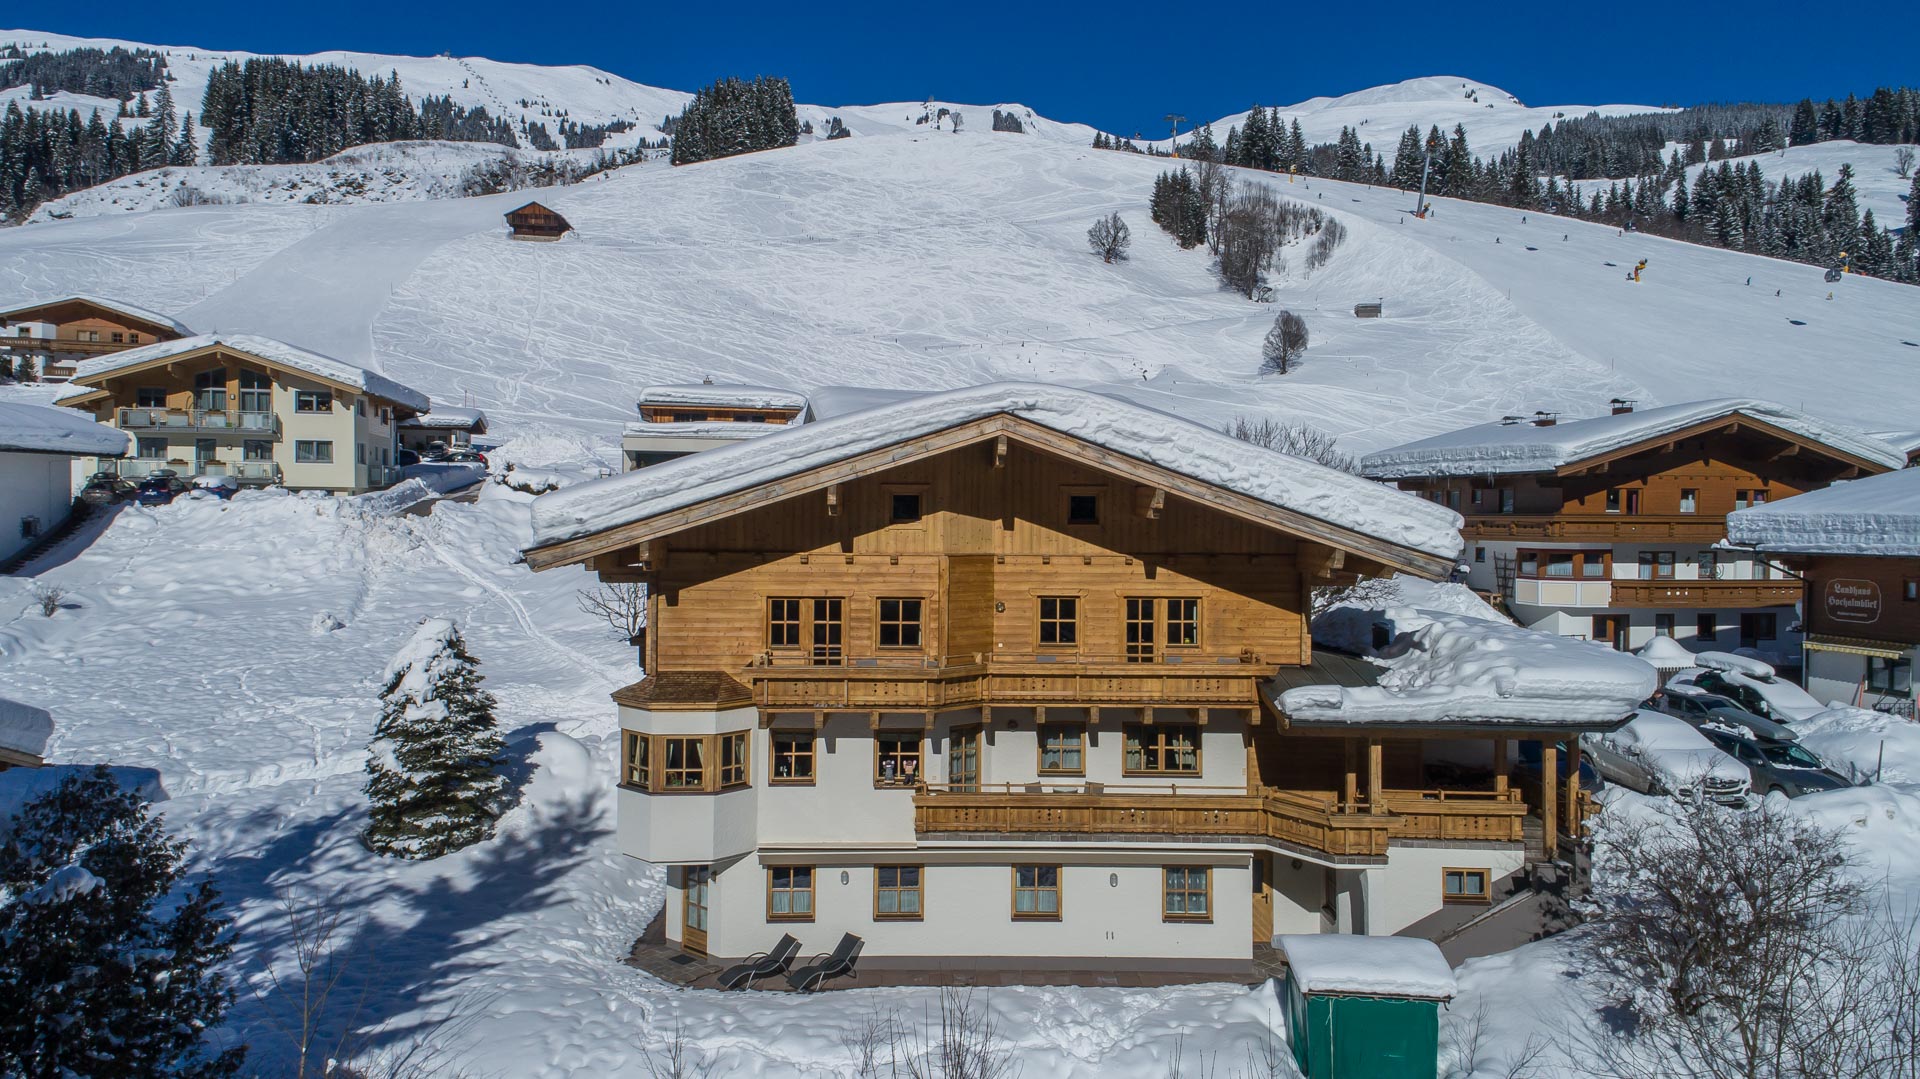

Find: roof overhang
0;298;181;339
56;342;409;409
524;413;1456;580
1555;412;1893;478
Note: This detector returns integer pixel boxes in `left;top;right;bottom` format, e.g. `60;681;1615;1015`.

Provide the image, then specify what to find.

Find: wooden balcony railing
1463;514;1726;543
1380;788;1528;842
750;657;1268;711
913;783;1396;858
1610;579;1802;608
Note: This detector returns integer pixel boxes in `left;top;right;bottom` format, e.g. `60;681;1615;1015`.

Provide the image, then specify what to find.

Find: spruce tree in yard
0;766;244;1077
364;618;508;859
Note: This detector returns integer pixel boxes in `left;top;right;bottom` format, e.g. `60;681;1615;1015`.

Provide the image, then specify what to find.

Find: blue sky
23;1;1918;134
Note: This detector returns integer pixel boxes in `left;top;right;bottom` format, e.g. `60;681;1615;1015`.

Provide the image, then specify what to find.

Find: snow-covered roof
0;400;130;457
1871;430;1920;459
1362;399;1905;478
1635;635;1696;672
67;334;431;413
1278;605;1654;730
0;697;54;763
621;420;787;441
531;383;1465;565
637;384;809;412
1727;467;1920;558
1277;934;1456;999
400;406;488;431
0;294;192;336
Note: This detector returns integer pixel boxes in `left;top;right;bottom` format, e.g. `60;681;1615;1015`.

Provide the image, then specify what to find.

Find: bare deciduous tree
1258;311;1309;375
643;1022;715;1079
1226;415;1357;474
577;582;646;643
1896;146;1915;179
31;583;69;617
1087;212;1132;263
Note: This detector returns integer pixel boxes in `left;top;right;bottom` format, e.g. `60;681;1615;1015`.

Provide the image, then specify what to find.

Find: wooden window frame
876;597;924;650
874;733;924;788
767;866;815;922
767;597;803;650
1165;597;1201;649
1066;493;1100;525
621;729;650;790
1124;597;1157;662
719;732;750;789
1037;595;1079;649
1162;866;1212;922
1443;867;1491;904
947;724;982;791
1122;723;1201;776
1654;613;1676;638
623;731;755;793
769;731;816;786
874;865;924;921
1011;864;1062;921
883;482;930;527
661;735;708;790
1037;723;1086;776
1679;488;1699;514
294;389;333;413
1516;549;1610;580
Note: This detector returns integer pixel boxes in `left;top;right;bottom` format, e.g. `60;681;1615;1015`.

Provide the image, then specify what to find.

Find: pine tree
0;766;244;1077
364;619;509;859
171;110;197;166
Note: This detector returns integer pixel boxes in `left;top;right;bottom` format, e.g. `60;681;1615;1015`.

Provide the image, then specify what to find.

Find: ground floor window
243;439;273;461
294;440;333;464
1012;865;1061;920
875;866;923;920
1655;613;1675;637
1869;656;1913;698
768;866;814;921
770;731;815;784
1696;614;1718;641
1162;867;1211;922
1443;867;1490;903
136;436;166;459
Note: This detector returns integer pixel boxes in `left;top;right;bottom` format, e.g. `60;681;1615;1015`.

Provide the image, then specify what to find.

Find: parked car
1652;687;1799;743
1670;660;1825;723
1513;742;1604;792
1694;726;1854;798
439;448;488;465
79;471;135;505
1583;710;1751;805
191;475;240;500
132;475;183;506
396;448;421;467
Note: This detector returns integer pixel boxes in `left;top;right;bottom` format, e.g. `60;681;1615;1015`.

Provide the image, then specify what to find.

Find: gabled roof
0;294;191;337
0;400;130;457
1362;398;1904;479
506;201;566;220
638;384;809;412
57;334;431;413
526;383;1464;575
400;406;488;431
1728;467;1920;558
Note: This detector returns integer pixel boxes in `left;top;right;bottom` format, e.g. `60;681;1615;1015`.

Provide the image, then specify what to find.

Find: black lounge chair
785;933;864;992
717;934;800;990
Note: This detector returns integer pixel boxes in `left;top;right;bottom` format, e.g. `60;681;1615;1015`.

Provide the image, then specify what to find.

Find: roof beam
1135;486;1166;520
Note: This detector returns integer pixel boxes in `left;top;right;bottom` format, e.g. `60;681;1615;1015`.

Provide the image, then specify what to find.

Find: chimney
1532;411;1559;427
1609;398;1636;415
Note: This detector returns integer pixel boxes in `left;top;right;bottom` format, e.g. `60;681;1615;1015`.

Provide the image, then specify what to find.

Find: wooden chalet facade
1729;467;1920;717
1365;400;1904;663
0;296;191;382
621;383;810;470
504;201;571;241
525;386;1615;975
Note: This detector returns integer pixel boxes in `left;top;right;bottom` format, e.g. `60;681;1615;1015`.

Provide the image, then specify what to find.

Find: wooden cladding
1462;514;1728;543
913;789;1396;859
749;664;1266;711
1610;579;1803;609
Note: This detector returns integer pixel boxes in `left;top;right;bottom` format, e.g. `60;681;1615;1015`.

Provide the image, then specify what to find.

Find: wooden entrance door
682;866;711;955
1251;854;1274;943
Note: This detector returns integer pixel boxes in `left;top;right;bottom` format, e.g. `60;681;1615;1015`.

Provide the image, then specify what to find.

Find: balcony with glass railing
116;407;280;437
113;458;282;484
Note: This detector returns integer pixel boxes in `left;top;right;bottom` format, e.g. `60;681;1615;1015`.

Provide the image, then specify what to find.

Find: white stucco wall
0;451;77;564
1365;843;1527;935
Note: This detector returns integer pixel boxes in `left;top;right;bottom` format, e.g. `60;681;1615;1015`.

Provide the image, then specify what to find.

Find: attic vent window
1067;494;1099;525
891;493;922;523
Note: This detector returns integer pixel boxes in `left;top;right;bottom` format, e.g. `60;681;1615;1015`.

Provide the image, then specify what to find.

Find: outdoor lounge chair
785;933;864;992
718;933;801;990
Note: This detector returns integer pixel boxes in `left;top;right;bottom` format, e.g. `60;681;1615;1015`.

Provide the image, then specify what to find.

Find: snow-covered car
79;471;135;505
1583;710;1750;805
131;471;187;506
1653;686;1799;743
1669;653;1825;722
1693;725;1853;798
191;475;240;500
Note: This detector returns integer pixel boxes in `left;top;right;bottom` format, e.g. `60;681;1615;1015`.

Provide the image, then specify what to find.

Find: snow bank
0;293;193;335
1278;934;1456;999
1362;398;1905;478
0;696;53;760
1727;467;1920;557
533;382;1465;562
70;333;431;413
1283;607;1654;728
1692;650;1777;679
637;384;808;411
1635;635;1696;671
0;400;129;457
1795;705;1920;786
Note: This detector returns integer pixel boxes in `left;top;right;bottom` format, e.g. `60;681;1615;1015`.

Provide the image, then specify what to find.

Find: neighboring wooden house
0;400;129;565
520;384;1630;976
1730;467;1920;717
56;334;430;495
505;201;572;241
0;295;192;383
1364;399;1904;663
621;382;809;470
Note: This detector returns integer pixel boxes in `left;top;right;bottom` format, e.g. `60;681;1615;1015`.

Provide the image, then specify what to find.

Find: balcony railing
1510;577;1613;609
913;783;1397;858
1463;514;1727;543
751;659;1268;711
117;408;280;437
1379;788;1529;842
113;458;282;483
1610;579;1802;608
3;337;138;356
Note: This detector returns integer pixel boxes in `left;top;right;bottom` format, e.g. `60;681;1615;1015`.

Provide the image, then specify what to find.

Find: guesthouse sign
1824;579;1881;624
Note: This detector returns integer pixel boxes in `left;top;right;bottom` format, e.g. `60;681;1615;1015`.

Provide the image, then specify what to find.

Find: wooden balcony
1610;579;1802;608
1380;788;1528;843
1;337;141;357
1462;514;1726;543
749;655;1268;713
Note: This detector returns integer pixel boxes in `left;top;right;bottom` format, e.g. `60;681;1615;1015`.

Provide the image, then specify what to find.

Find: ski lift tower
1166;113;1186;158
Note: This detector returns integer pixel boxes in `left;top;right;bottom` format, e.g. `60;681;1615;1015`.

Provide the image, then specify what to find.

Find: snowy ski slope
1684;139;1919;226
2;129;1914;455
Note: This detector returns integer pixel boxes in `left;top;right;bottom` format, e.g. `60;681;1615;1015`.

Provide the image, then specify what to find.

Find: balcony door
238;369;271;419
949;725;982;792
193;368;227;413
681;866;711;955
810;598;843;665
